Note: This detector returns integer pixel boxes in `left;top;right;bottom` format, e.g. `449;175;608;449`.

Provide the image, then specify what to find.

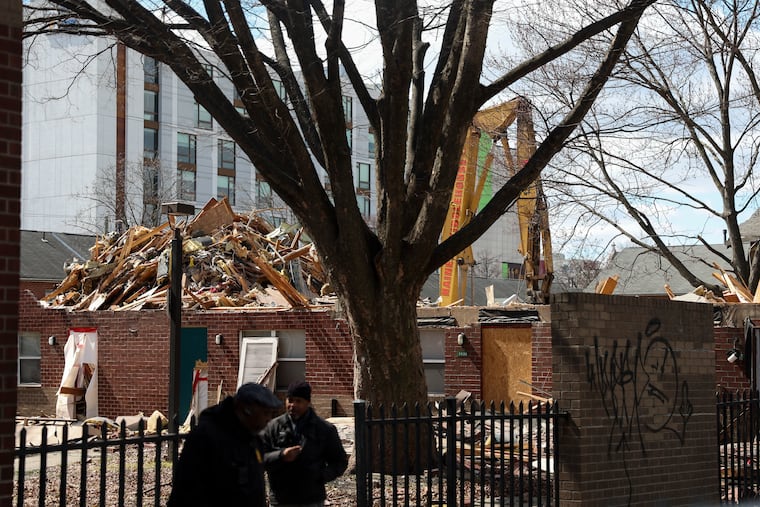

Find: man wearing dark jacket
261;380;348;506
167;382;282;507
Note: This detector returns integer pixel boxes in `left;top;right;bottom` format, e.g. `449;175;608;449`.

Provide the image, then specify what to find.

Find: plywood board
482;326;532;406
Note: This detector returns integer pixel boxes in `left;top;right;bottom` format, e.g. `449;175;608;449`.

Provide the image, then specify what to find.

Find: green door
180;327;207;423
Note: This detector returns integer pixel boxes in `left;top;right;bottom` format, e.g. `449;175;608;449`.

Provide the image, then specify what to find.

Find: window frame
18;332;41;386
195;101;213;130
357;162;371;191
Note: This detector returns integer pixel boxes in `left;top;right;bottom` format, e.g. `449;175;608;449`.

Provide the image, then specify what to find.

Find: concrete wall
552;293;718;506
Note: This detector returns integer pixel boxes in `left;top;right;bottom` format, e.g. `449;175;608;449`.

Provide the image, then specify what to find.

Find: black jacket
261;408;348;504
167;396;267;507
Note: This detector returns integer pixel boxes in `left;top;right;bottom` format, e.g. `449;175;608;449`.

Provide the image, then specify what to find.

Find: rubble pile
41;198;332;311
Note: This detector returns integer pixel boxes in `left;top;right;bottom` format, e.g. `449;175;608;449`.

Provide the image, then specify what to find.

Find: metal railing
354;397;561;507
14;417;191;507
718;391;760;503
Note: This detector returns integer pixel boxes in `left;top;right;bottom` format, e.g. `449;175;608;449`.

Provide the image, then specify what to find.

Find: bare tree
72;158;179;233
512;0;760;294
25;0;655;405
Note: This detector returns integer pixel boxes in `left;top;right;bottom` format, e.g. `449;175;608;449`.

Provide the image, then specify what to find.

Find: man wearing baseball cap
261;380;348;506
168;382;282;506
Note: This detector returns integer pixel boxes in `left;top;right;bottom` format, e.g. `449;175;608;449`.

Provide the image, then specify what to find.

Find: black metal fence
14;417;191;507
718;391;760;503
354;397;561;507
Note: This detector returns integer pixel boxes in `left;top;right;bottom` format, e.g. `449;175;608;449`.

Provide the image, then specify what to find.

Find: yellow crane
439;97;553;306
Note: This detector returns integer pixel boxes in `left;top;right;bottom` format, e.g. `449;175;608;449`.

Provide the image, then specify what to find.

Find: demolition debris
41;199;332;311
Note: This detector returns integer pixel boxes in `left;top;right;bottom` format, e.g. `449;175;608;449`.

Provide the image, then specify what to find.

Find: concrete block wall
552;293;718;506
0;1;21;501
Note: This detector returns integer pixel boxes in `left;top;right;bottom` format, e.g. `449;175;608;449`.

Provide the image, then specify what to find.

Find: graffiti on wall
586;318;693;455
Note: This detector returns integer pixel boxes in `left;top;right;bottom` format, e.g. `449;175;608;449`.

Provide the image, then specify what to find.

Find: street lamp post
161;201;194;433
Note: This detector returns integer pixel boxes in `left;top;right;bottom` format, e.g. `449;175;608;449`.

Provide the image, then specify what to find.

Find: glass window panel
18;334;40;357
342;95;352;122
420;330;445;360
177;133;196;165
217;174;235;205
358;162;370;190
144;56;159;84
178;169;196;200
19;359;41;385
218;140;235;170
144;90;158;121
196;102;212;129
276;361;305;392
368;132;375;156
424;363;444;394
144;127;158;159
346;129;352;149
273;79;287;101
277;330;306;358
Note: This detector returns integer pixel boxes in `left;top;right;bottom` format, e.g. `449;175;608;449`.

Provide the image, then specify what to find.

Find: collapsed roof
41;198;331;311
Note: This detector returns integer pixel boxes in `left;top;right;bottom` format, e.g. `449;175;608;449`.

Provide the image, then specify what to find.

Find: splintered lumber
713;263;753;302
664;284;675;299
595;275;619;295
42;197;329;311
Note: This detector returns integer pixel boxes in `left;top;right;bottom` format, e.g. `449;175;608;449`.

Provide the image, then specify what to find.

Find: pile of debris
41;198;333;311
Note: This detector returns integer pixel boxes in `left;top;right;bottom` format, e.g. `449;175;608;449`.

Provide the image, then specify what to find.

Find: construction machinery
439;96;553;306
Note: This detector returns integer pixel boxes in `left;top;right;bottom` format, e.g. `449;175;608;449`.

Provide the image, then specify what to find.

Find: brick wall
552;293;717;506
532;321;552;396
444;326;482;400
18;291;354;419
0;0;21;502
715;326;750;392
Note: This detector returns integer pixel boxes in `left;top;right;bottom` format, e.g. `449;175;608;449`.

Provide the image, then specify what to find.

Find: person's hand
281;445;302;462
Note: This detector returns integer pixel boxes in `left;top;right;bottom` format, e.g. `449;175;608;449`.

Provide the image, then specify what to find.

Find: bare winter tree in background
511;0;760;294
25;0;655;406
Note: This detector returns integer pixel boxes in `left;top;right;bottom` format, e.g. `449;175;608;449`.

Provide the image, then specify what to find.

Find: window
357;162;371;191
142;161;160;225
218;140;235;170
257;178;272;207
218;174;235;204
177;133;196;201
144;90;158;122
273;79;287;101
18;333;41;385
144;127;158;159
420;330;444;394
359;195;371;217
238;333;279;391
368;131;375;156
178;169;196;201
195;101;212;129
346;129;352;149
342;95;352;124
144;56;159;84
275;330;305;391
503;262;523;280
203;63;214;79
177;133;196;166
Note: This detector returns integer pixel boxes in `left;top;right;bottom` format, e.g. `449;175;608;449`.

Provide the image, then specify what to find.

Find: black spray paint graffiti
585;318;693;504
586;318;693;453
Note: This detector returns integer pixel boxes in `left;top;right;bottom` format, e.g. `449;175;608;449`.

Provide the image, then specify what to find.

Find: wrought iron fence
14;416;191;507
718;391;760;504
354;397;561;507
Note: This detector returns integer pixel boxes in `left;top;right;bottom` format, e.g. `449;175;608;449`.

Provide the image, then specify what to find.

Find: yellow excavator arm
439;97;553;306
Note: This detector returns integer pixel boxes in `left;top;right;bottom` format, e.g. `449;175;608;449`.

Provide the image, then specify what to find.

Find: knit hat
235;382;283;408
287;380;311;401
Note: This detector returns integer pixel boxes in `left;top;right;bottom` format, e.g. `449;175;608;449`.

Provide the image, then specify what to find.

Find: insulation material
55;327;98;419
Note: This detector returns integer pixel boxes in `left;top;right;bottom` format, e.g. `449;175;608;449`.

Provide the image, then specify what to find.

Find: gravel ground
14;419;359;506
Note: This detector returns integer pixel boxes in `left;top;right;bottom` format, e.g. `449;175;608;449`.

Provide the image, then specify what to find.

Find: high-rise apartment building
22;31;377;235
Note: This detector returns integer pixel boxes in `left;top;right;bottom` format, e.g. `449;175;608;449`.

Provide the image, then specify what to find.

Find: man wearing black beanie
261;380;348;506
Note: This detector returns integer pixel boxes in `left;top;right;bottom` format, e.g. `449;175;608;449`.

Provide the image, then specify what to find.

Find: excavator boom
439;97;553;306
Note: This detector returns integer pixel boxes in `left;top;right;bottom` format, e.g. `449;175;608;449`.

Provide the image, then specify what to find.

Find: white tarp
183;361;208;427
55;327;98;419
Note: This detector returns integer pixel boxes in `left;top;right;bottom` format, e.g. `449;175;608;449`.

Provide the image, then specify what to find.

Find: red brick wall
552;293;717;506
18;291;355;419
532;321;552;396
444;326;482;400
715;326;751;392
0;1;21;502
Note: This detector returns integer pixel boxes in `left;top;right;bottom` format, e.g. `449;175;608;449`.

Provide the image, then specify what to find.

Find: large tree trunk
344;284;427;405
